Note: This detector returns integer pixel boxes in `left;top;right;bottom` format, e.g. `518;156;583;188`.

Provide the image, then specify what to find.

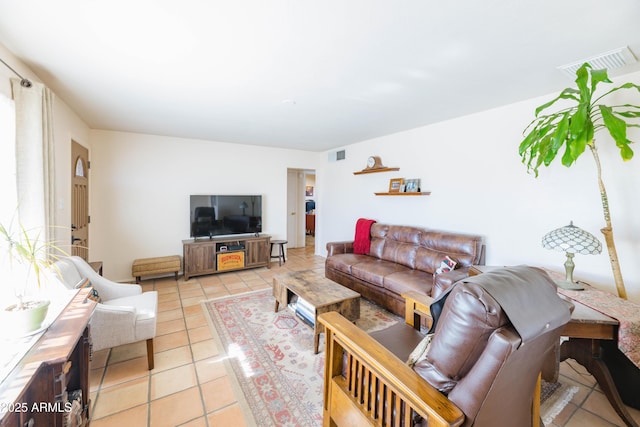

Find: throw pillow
407;333;434;368
75;278;101;303
435;256;458;275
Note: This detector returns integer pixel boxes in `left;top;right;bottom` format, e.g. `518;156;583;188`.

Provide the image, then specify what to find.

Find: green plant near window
0;220;64;309
519;63;640;299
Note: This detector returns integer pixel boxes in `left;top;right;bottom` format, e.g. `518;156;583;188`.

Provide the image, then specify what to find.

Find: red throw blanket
354;218;376;255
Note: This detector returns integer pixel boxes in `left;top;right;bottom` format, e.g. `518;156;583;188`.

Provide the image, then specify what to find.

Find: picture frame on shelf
388;178;404;193
305;186;314;197
404;179;420;192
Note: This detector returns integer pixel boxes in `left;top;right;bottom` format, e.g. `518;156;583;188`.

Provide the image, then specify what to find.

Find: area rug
203;289;576;426
541;379;579;425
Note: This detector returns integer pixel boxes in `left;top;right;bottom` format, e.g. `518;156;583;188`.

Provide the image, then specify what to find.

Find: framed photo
306;186;314;197
404;179;420;193
388;178;404;193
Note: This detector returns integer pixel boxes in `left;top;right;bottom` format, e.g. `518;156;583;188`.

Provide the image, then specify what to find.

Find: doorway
304;172;315;248
71;141;89;259
286;168;316;249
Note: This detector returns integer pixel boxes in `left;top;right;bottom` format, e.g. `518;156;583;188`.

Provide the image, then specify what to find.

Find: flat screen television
190;195;262;238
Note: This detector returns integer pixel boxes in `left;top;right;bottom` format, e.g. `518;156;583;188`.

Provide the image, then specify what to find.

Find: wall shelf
353;167;400;175
374;191;431;196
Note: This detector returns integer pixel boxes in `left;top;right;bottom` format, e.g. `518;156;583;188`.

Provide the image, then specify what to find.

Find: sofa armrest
91;279;142;301
432;268;471;299
318;311;464;427
326;240;354;256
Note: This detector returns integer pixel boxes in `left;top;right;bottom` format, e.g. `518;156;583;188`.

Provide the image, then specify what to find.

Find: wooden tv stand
182;234;271;280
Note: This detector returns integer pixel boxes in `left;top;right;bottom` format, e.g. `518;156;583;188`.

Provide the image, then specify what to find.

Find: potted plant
519;63;640;299
0;220;64;334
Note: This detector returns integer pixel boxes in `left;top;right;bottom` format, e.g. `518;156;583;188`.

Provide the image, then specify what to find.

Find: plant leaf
601;105;634;160
534;88;579;116
575;63;592;104
568;104;592;159
590;67;612;93
545;113;569;165
621;144;634;161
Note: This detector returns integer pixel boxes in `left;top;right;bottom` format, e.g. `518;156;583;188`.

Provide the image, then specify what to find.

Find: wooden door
286;169;303;248
71;141;89;259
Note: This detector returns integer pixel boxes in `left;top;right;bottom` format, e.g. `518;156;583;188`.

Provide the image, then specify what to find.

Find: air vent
328;149;346;162
558;46;637;78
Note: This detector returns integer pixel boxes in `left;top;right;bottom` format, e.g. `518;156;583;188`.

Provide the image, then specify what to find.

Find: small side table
401;291;434;330
270;240;288;267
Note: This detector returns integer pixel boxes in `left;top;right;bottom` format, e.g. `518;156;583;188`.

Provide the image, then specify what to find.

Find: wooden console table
0;288;96;426
469;265;638;427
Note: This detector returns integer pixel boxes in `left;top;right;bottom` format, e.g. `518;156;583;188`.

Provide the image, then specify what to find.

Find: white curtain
0;93;16;225
0;92;16;302
11;78;56;246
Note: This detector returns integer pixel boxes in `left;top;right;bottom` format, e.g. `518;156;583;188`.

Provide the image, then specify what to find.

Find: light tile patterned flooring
89;244;640;427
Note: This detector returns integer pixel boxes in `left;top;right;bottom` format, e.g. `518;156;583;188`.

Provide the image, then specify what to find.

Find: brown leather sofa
318;266;573;427
325;223;485;316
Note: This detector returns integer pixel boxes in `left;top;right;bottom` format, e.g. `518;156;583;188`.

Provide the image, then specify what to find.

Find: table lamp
541;221;602;290
239;201;248;216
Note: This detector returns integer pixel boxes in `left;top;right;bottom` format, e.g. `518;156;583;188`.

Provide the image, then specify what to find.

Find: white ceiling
1;0;640;152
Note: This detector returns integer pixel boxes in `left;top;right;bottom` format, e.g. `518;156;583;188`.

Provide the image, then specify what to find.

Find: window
75;157;85;177
0;92;16;224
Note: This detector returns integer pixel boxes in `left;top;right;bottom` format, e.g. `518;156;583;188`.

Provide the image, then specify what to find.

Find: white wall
89;130;320;280
317;69;640;302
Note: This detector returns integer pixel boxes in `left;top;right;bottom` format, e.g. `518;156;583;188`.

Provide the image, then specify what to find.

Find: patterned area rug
203;289;576;426
541;380;579;425
203;289;400;426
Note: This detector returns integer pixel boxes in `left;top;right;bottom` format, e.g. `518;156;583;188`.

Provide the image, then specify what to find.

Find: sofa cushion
370;321;425;362
368;223;390;259
104;291;158;321
325;253;370;275
377;226;422;269
350;259;408;288
383;270;434;296
415;231;483;274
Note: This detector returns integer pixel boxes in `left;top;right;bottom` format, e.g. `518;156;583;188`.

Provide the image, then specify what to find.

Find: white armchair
51;256;158;370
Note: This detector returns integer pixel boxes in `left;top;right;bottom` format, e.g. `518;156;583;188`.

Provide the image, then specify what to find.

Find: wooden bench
132;255;181;283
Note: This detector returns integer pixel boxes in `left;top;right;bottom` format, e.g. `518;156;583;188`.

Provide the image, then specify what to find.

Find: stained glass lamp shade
542;221;602;290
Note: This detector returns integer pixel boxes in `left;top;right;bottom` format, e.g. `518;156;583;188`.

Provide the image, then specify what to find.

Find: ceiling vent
557;46;637;78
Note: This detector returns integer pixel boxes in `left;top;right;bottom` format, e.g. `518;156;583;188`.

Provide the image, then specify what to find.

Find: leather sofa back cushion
368;224;483;274
413;282;508;393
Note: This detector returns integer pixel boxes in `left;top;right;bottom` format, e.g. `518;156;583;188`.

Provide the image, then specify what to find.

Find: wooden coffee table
273;270;360;354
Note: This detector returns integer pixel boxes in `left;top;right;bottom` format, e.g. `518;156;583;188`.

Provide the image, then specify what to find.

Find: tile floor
88;245;640;427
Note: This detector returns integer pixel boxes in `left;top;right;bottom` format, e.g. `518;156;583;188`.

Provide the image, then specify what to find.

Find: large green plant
519;63;640;299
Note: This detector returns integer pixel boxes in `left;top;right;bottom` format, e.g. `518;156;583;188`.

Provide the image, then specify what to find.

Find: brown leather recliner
339;266;573;427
